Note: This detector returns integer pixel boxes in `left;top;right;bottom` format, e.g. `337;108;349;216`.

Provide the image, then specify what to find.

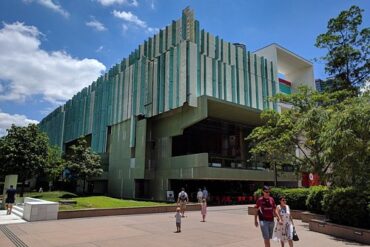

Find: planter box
309;219;370;245
23;197;59;222
301;211;326;223
58;203;200;219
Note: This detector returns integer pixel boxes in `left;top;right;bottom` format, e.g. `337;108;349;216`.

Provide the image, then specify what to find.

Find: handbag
292;227;299;241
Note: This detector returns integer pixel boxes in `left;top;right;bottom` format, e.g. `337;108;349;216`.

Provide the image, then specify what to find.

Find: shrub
306;186;328;214
283;188;310;210
254;187;309;210
322;187;370;229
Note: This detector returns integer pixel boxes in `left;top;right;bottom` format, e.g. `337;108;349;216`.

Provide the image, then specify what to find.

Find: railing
208;156;296;172
208;156;268;171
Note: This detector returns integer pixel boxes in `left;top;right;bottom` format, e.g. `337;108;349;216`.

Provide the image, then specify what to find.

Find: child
201;198;207;222
175;207;182;232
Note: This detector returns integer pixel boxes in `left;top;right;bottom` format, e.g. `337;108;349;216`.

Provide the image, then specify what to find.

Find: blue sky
0;0;369;135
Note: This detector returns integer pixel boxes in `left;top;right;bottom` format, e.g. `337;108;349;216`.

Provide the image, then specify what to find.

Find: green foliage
0;124;49;192
315;5;370;91
248;87;334;178
306;186;328;214
64;138;103;192
322;187;370;228
248;87;369;189
254;187;309;210
45;146;66;184
320;93;370;189
280;188;310;210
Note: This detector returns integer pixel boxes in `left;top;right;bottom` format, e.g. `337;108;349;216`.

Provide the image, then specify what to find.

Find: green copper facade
39;8;297;200
40;8;278;152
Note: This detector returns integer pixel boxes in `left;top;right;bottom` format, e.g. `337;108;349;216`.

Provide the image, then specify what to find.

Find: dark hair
10;185;13;188
279;196;286;201
263;185;270;191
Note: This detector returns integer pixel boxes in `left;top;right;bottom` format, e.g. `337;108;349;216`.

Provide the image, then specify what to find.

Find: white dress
273;205;293;242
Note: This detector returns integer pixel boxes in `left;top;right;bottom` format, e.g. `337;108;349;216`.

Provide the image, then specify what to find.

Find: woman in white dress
273;196;294;247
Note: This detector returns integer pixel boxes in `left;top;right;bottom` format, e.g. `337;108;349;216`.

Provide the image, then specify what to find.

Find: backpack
179;192;187;201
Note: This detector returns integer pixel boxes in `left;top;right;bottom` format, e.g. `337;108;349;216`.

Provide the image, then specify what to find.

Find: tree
246;110;297;186
246;87;356;184
320;93;370;189
64;138;103;193
315;5;370;91
0;124;49;196
44;145;66;191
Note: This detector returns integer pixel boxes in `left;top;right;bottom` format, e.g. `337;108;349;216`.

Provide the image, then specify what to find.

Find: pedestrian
197;188;203;203
202;187;208;201
39;187;43;193
254;185;279;247
273;196;294;247
5;185;17;215
200;198;207;222
177;188;188;217
175;207;182;233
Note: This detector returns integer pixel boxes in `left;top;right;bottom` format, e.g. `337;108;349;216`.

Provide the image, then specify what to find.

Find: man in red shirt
254;185;281;247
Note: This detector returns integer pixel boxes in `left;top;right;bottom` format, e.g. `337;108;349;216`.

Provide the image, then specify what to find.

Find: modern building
39;8;315;201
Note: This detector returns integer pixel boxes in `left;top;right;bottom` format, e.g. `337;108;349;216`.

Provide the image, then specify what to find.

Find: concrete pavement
0;210;26;225
0;205;368;247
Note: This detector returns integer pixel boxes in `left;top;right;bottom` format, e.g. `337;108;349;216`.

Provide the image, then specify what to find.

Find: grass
23;191;171;211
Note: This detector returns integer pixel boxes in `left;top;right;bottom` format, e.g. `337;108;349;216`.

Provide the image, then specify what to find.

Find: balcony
209;155;296;173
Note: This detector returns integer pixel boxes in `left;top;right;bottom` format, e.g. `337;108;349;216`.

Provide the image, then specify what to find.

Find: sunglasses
263;190;270;193
281;199;286;201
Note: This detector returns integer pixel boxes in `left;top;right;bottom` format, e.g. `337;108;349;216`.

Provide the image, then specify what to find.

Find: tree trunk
20;180;25;197
274;163;278;187
83;178;86;194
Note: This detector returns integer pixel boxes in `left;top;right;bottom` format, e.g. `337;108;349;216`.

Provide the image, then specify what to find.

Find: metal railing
208;156;268;171
208;156;296;172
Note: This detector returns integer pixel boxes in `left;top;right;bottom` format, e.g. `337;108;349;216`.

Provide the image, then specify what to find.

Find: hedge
322;187;370;229
254;187;310;210
306;186;328;214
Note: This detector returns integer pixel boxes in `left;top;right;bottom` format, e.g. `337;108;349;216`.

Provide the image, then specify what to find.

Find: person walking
273;196;294;247
202;187;209;201
177;188;188;217
200;198;207;222
5;185;17;215
254;185;279;247
174;207;182;233
197;188;203;203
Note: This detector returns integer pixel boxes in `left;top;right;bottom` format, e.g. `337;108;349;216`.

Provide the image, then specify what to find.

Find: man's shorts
179;201;186;211
5;198;15;204
260;220;275;240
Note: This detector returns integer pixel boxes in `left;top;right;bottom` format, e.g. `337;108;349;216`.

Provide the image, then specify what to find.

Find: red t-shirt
255;196;276;221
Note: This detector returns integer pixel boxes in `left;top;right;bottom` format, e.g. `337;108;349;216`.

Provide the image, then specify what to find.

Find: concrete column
239;128;246;165
2;175;18;209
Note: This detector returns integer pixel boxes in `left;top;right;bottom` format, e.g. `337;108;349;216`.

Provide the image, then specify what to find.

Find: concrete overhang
206;96;263;126
254;43;313;75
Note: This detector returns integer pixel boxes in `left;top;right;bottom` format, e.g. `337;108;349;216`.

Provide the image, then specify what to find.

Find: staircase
12;204;24;218
0;207;26;225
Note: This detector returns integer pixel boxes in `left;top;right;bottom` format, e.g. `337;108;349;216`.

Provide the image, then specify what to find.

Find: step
11;205;24;218
0;210;26;225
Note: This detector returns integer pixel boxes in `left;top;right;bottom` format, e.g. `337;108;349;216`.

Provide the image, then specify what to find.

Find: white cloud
0;22;106;104
122;24;129;33
0;111;39;137
96;45;104;52
113;10;146;28
97;0;139;7
23;0;69;18
86;18;107;31
150;0;155;9
113;10;157;34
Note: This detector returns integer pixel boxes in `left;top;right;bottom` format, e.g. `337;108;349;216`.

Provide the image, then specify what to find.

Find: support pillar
1;175;18;209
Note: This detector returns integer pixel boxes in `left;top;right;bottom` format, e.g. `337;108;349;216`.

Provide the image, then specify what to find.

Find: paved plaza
0;205;367;247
